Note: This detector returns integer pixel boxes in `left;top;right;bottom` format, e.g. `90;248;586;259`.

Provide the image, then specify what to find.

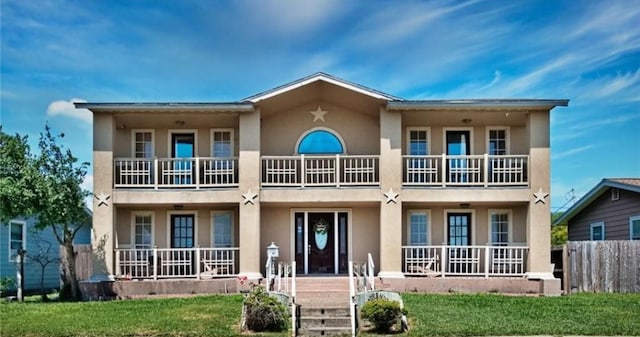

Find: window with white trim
489;211;510;246
408;210;429;245
212;212;233;248
408;128;429;155
611;188;619;201
487;128;508;155
630;216;640;240
9;220;26;262
133;130;154;158
133;213;153;249
590;222;605;241
211;129;233;157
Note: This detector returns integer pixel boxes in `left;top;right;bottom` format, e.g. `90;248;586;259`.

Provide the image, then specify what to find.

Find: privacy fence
60;244;93;282
564;241;640;294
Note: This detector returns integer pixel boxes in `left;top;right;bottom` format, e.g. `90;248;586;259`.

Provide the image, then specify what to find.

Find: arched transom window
295;128;346;155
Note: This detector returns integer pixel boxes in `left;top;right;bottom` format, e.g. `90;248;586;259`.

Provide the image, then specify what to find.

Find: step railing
401;245;528;277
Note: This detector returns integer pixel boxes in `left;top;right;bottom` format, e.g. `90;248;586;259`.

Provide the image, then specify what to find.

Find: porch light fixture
460;203;470;209
173;204;184;210
175;120;185;126
462;118;472;124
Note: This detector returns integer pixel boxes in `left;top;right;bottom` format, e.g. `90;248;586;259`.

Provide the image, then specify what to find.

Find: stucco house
77;73;567;294
1;216;91;293
555;178;640;241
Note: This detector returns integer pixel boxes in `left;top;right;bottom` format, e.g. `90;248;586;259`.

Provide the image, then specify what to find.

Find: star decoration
309;106;328;122
95;192;111;207
383;188;399;204
533;187;549;204
242;189;258;205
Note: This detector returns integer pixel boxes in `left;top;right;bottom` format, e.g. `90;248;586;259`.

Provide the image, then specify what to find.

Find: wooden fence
60;244;93;282
564;241;640;293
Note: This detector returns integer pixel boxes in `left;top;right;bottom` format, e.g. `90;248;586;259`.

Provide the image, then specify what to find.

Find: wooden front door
294;211;349;275
307;212;335;274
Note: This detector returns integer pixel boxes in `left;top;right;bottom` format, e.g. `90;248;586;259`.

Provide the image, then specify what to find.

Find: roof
553;178;640;226
387;99;569;110
243;72;401;102
75;102;254;112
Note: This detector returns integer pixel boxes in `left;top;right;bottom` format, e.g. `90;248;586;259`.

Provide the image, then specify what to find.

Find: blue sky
1;0;639;212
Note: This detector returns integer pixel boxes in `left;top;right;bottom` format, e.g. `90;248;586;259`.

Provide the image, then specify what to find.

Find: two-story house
78;73;567;295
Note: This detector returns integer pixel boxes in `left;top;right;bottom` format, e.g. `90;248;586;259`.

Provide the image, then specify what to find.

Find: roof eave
75;102;255;113
387;99;569;110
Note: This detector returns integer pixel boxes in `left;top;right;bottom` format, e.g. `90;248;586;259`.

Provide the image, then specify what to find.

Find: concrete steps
294;277;352;336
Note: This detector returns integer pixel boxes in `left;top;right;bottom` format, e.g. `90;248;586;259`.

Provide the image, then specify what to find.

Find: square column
526;110;554;279
378;107;404;278
91;113;116;279
238;108;262;280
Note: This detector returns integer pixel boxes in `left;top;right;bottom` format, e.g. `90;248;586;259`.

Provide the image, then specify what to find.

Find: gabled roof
243;72;401;102
553;178;640;226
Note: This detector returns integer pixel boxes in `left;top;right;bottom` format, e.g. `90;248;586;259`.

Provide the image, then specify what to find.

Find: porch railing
403;154;529;187
114;247;239;280
261;155;379;187
402;245;528;277
114;157;238;189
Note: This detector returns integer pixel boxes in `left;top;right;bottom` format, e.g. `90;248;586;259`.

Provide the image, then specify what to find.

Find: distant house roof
553;178;640;226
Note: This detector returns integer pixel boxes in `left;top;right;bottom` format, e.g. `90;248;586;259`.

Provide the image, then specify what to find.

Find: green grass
2;293;640;336
401;292;640;336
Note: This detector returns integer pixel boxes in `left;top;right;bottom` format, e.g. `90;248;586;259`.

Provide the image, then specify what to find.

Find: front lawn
2;293;640;336
402;292;640;336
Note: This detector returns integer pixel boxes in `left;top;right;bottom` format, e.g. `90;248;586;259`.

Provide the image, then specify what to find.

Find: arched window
296;128;345;154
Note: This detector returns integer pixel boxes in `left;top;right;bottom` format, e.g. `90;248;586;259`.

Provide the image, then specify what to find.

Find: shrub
0;277;15;297
360;297;402;332
243;285;288;332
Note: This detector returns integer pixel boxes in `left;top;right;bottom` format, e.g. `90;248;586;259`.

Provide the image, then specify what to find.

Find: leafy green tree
551;211;568;246
0;125;90;300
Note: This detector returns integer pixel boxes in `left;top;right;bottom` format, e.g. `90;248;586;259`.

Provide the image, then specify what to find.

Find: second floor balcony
112;154;529;189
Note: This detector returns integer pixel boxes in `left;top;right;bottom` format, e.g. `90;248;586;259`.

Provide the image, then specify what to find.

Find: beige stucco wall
260;102;379;155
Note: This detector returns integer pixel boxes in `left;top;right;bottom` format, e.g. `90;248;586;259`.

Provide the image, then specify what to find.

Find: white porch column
378;106;404;278
91;113;116;280
526;110;554;280
238;108;263;280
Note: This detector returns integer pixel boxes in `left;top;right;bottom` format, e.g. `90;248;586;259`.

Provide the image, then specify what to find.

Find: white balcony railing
403;154;529;187
402;245;528;277
114;157;238;189
114;247;239;280
261;155;379;187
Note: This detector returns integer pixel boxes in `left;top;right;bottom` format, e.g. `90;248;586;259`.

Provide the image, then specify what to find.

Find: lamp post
266;242;279;291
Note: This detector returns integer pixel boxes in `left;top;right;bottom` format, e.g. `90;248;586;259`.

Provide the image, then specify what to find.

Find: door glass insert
172;133;195;185
448;213;471;246
171;214;194;248
447;131;471;183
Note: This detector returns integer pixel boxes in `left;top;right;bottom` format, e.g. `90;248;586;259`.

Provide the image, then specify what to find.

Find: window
132;130;154;158
408;210;429;245
487;127;509;155
630;216;640;240
8;220;26;262
611;188;619;201
211;129;233;157
212;212;233;247
489;210;511;246
133;213;153;249
590;222;605;241
408;128;429;155
296;128;345;154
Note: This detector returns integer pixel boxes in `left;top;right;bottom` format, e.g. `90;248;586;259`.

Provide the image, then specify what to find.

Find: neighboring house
77;73;567;292
0;216;92;292
554;178;640;241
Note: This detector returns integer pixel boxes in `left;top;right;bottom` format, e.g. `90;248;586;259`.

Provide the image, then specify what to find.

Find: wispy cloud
552;145;595;160
46;98;91;123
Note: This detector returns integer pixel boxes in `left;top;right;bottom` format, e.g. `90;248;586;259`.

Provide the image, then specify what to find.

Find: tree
0;125;90;300
26;234;61;302
551;211;568;246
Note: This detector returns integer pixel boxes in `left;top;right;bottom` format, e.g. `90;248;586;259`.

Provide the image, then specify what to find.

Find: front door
171;133;195;185
169;214;195;276
294;211;349;275
447;212;472;273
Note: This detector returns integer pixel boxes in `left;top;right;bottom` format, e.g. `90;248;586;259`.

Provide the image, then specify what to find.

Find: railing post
153;246;158;280
441;154;447;187
300;154;305;188
336;154;341;187
114;249;120;277
195;157;200;190
154;158;159;189
484;153;489;187
441;245;447;277
196;246;201;280
484;245;490;278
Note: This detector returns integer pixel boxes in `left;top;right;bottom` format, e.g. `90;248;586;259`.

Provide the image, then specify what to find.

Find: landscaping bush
360;297;402;332
243;285;289;332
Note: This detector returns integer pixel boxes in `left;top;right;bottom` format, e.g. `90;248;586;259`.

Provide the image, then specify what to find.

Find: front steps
295;277;352;337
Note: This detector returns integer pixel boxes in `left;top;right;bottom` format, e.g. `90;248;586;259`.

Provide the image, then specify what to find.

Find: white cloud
552;145;595;160
81;174;93;210
46;98;91;123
